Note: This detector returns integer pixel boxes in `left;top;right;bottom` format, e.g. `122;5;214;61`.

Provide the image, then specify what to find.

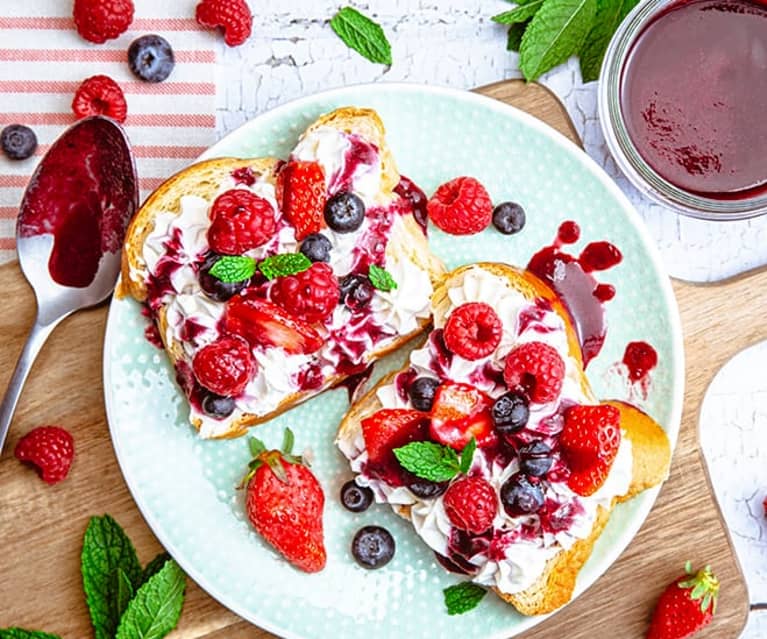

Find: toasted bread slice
336;262;671;615
119;107;446;439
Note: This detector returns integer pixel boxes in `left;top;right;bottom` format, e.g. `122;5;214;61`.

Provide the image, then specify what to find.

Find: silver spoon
0;116;138;454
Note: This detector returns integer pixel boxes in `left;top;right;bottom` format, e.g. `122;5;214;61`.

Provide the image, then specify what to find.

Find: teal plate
104;84;684;639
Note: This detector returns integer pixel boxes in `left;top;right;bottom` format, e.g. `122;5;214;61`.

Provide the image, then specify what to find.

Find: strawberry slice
429;382;496;450
276;160;327;241
361;408;429;485
223;295;322;355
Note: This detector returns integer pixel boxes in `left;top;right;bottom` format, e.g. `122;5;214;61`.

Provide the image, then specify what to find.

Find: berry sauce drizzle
527;221;622;366
17;117;137;288
621;340;658;398
333;363;376;404
394;175;429;234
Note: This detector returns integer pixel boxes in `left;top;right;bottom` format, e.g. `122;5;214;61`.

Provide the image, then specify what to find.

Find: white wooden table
210;2;766;635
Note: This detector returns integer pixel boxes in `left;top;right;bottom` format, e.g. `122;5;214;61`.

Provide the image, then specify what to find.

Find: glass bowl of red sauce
599;0;767;220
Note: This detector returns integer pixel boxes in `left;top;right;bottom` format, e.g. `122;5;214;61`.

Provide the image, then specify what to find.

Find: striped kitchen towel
0;1;217;264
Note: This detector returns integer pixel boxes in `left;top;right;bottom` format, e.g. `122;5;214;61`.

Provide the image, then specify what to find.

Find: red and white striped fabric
0;1;217;264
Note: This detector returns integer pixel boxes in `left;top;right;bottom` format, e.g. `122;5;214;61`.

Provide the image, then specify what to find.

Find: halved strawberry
223;295;322;355
429;382;496;450
361;408;429;485
276;160;326;241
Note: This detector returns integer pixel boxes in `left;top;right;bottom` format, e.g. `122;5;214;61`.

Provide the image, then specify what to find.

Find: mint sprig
579;0;639;82
258;253;312;280
331;7;392;65
493;0;545;24
443;582;487;615
369;264;397;292
507;22;529;52
209;255;256;283
393;437;476;483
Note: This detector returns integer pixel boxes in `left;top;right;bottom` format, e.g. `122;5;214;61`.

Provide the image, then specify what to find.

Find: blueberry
408;479;448;499
340;479;374;512
501;473;545;517
128;34;175;83
198;253;250;302
408;377;440;412
325;191;365;233
492;392;530;434
492;202;526;235
201;392;235;419
518;440;553;477
339;274;374;311
1;124;37;160
300;233;332;263
351;525;395;569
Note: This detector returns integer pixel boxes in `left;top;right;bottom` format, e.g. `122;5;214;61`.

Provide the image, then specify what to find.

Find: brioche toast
118;107;446;438
336;262;671;615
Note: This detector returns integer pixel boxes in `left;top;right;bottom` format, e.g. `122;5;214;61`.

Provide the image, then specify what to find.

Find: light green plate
104;84;684;639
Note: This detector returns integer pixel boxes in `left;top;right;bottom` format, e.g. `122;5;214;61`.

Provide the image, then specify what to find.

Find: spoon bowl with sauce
0;116;138;453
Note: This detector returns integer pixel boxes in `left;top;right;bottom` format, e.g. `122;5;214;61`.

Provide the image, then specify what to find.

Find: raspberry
427;176;493;235
503;341;565;404
72;75;127;124
443;302;502;361
276;161;327;241
271;262;339;324
196;0;253;47
192;335;255;397
443;476;497;534
73;0;134;44
14;426;75;485
207;189;276;255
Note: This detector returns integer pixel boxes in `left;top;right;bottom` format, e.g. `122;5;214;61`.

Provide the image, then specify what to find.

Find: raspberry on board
443;302;502;361
427;176;493;235
73;0;134;44
14;425;75;485
503;341;565;404
196;0;253;47
72;75;128;124
207;189;277;255
271;262;340;324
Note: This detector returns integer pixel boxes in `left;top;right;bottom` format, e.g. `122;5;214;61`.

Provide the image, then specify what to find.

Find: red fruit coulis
620;340;658;399
527;221;622;366
330;133;379;194
231;166;257;186
17;117;137;288
394;175;429;234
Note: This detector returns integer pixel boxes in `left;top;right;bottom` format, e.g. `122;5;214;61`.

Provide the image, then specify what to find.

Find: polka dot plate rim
104;83;684;639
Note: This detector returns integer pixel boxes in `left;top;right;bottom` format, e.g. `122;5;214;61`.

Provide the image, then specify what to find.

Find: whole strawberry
647;562;719;639
243;428;326;573
14;425;75;484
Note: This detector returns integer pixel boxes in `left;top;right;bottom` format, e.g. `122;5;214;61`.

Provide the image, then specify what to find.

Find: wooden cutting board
0;80;752;638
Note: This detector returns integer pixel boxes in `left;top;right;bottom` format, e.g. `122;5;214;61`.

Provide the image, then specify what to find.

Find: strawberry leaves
393;437;476;483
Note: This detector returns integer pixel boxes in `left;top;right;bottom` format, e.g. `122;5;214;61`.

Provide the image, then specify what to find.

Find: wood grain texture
0;80;749;638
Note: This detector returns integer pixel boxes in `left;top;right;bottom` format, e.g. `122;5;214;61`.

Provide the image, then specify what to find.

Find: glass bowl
598;0;767;221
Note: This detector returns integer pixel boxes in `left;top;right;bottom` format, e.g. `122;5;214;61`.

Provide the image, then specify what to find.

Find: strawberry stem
678;563;719;615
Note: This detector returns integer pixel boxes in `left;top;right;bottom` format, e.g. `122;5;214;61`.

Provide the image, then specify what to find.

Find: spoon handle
0;316;61;455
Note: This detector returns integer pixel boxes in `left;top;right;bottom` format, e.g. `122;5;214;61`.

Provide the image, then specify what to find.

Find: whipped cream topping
337;265;634;595
139;132;435;438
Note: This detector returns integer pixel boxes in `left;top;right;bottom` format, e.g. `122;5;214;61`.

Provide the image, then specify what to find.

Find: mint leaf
115;560;186;639
81;514;143;639
443;582;487;615
141;552;172;586
0;630;62;639
507;22;529;51
209;255;256;283
579;0;638;82
519;0;597;81
369;264;398;292
459;437;477;475
493;0;545;24
258;253;311;280
394;441;461;482
331;7;392;65
115;569;134;622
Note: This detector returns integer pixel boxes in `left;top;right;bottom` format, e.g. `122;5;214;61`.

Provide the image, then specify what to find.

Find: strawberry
560;404;621;496
14;425;75;484
361;409;429;485
276;160;327;241
429;382;496;450
243;428;326;573
647;562;719;639
223;295;323;354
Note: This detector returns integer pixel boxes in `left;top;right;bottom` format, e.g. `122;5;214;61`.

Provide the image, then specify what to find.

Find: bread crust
118;107;446;439
336;261;672;615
